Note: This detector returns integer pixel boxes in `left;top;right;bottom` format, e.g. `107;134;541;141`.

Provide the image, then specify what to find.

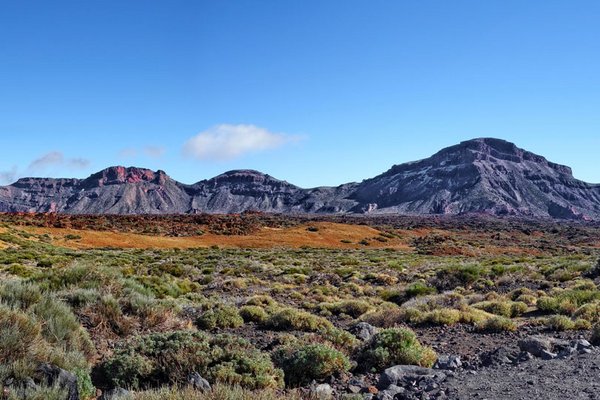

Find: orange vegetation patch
24;222;413;250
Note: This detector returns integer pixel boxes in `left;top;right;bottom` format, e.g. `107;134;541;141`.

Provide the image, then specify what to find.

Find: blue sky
1;1;599;187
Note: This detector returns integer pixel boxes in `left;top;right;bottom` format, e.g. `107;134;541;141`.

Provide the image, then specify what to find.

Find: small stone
540;350;557;360
518;336;553;357
312;383;334;399
434;355;462;370
99;388;131;400
349;322;378;341
187;372;211;392
365;386;379;394
349;385;363;394
375;384;404;400
378;365;446;390
575;339;592;350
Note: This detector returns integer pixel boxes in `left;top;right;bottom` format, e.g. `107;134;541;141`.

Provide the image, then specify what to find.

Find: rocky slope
1;138;599;219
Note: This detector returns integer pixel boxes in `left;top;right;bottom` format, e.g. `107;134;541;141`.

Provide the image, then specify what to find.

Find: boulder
375;384;404;400
311;383;334;399
188;372;211;391
378;365;446;390
481;347;518;367
37;363;79;400
434;355;462;370
540;350;557;360
349;322;378;342
99;388;132;400
518;336;553;357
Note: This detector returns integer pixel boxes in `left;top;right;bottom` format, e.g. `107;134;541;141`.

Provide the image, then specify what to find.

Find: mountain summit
1;138;599;219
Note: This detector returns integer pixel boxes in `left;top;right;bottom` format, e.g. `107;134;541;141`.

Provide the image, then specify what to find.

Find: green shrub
573;302;600;322
475;316;517;332
510;301;528;316
434;265;482;290
239;306;269;324
546;315;575;331
99;331;283;390
74;367;96;399
328;300;371;318
245;295;277;307
264;308;332;332
423;308;461;326
472;300;521;317
33;297;95;357
574;318;592;330
515;294;537;306
0;280;43;310
0;281;94;376
62;288;101;308
357;327;437;372
537;289;600;316
405;282;436;299
274;343;350;387
196;304;244;331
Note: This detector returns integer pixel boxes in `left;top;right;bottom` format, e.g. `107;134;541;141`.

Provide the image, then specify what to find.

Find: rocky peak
433;138;573;176
82;166;170;188
202;170;298;189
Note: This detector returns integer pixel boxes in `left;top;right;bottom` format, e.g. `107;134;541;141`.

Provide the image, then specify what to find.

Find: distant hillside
1;138;599;219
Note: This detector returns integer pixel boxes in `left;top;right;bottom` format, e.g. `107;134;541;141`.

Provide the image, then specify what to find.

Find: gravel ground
444;349;600;400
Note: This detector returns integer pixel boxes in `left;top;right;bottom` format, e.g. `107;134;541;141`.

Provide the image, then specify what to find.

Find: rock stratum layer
1;138;599;219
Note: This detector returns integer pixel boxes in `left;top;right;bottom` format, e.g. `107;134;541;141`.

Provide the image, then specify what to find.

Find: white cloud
119;146;166;159
69;158;91;169
144;146;165;158
0;167;18;185
28;152;64;171
27;152;91;173
118;148;138;159
184;124;299;160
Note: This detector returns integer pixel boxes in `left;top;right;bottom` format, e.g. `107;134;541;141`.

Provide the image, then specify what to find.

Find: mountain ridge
1;138;599;219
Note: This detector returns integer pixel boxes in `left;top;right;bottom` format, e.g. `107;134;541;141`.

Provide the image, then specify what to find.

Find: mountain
1;138;599;219
349;138;600;219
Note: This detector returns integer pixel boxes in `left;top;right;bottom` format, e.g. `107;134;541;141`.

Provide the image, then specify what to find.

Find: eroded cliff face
1;138;599;219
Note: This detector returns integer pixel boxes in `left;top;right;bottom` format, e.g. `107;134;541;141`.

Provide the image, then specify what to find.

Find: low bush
423;308;461;326
356;327;437;372
475;316;517;332
327;300;372;318
196;304;244;331
472;300;527;318
274;343;351;387
405;282;437;299
264;308;332;332
99;330;283;390
239;305;269;324
546;315;575;331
